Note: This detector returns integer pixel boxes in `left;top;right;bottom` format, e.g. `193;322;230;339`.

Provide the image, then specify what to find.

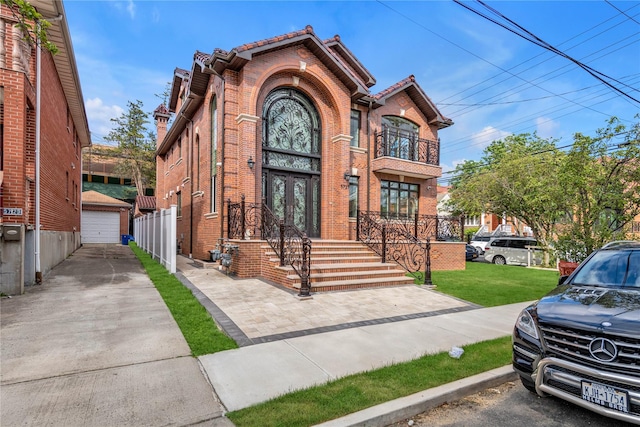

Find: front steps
263;240;416;292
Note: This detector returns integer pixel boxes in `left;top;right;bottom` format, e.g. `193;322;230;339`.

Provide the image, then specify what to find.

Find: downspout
218;75;226;240
35;14;63;284
35;28;42;284
366;100;372;212
180;112;194;258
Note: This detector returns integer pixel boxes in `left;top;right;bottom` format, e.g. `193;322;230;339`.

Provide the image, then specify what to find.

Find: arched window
382;116;419;161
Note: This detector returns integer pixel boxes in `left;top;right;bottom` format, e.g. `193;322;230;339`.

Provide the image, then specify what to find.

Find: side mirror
558;275;569;286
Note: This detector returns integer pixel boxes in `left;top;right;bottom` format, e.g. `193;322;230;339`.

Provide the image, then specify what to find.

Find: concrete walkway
175;256;529;413
0;245;231;427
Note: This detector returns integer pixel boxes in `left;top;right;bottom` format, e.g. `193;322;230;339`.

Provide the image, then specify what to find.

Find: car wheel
493;255;506;265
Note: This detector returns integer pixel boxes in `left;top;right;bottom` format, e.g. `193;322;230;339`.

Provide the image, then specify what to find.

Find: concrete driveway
0;244;229;426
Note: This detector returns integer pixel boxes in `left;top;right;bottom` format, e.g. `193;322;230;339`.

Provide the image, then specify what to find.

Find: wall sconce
344;171;351;181
247;156;255;170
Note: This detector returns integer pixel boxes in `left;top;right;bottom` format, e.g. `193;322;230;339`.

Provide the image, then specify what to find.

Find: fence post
240;194;246;240
298;234;312;297
169;205;177;273
356;210;360;241
424;237;433;286
414;212;419;239
381;225;387;263
279;220;285;267
227;199;232;239
460;215;465;242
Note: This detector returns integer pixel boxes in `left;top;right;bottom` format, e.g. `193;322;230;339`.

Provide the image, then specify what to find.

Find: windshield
572;250;640;288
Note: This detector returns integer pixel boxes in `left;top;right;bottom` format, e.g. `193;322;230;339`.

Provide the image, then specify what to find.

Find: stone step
290;276;416;292
269;255;382;265
286;268;410;283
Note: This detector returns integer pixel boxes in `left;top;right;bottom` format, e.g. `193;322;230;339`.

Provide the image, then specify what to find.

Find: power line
453;0;640;104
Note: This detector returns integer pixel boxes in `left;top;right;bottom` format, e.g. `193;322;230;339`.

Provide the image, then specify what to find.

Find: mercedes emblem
589;338;618;362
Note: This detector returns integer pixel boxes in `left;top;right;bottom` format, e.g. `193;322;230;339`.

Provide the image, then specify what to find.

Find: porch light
247;156;255;170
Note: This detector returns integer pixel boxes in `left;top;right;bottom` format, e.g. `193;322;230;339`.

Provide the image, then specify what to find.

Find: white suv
483;237;541;266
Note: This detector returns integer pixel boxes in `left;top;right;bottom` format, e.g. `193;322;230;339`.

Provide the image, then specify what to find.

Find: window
380;180;418;218
381;116;419;160
210;96;218;213
464;215;480;226
350;110;361;147
195;135;200;191
349;176;359;218
177;192;182;217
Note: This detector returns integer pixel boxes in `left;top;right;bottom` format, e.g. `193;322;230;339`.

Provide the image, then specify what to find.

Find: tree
448;133;566;250
555;116;640;259
103;100;156;197
1;0;58;53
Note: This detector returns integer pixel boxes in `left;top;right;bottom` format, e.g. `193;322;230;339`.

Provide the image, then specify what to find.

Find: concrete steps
264;240;415;292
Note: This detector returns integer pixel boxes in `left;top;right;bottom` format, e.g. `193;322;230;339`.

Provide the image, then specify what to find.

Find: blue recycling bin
121;234;130;245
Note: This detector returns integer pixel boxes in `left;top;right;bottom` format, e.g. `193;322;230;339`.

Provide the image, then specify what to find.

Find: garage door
82;211;120;243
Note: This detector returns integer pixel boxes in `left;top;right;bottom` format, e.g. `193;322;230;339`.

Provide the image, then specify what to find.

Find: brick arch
250;66;343;136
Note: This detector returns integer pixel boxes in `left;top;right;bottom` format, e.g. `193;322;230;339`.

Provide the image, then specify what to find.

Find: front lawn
413;262;558;306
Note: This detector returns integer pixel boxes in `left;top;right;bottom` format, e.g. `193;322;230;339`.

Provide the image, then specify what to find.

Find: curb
313;365;518;427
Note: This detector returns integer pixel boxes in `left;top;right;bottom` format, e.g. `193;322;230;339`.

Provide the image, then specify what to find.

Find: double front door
265;171;320;238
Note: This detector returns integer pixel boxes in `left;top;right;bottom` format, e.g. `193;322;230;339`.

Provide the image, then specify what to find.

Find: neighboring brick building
0;1;91;294
154;26;463;286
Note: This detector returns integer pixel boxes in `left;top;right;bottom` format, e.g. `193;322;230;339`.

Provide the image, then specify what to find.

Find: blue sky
63;0;640;182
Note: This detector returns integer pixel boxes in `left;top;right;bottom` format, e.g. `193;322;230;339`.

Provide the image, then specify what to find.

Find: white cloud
535;117;561;140
112;1;136;19
85;98;124;140
471;126;511;149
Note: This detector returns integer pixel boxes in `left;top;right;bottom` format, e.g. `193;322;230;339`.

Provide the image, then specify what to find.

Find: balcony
373;126;441;179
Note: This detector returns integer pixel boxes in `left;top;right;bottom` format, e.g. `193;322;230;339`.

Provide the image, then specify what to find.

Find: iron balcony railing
374;125;439;166
356;210;464;278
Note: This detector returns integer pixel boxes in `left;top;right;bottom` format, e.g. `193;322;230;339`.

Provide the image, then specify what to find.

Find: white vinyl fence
133;205;177;274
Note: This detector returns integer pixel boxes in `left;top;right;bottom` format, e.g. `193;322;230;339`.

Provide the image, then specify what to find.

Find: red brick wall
156;36;447;266
0;20;81;234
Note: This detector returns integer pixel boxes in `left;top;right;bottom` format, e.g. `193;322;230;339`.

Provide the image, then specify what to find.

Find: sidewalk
175;256;528;415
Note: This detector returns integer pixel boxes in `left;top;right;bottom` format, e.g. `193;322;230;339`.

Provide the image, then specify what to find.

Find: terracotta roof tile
135;195;156;211
236;25;314;53
194;50;210;63
154;104;169;115
374;75;415;100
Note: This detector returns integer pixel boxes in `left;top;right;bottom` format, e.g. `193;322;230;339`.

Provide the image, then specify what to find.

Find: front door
262;87;322;238
265;171;320;237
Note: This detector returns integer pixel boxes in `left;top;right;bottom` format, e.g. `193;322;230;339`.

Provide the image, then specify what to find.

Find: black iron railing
227;196;312;296
374;125;439;165
356;210;464;277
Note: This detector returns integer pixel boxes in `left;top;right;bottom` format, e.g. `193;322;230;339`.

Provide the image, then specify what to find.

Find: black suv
512;241;640;424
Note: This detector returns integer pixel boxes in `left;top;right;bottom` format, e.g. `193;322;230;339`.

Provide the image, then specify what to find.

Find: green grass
227;336;512;427
129;242;238;356
412;262;558;306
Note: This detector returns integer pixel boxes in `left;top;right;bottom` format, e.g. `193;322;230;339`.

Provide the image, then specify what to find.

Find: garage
81;190;131;244
81;210;120;243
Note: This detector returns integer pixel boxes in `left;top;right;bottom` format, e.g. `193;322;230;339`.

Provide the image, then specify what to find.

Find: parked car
483;237;541;266
465;244;479;261
512;240;640;425
469;235;492;255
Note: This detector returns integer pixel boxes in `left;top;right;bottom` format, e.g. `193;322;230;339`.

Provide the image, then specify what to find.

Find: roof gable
82;190;131;207
374;75;453;129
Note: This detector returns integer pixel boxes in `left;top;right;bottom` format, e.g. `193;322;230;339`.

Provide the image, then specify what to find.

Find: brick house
154;26;464;291
0;0;91;294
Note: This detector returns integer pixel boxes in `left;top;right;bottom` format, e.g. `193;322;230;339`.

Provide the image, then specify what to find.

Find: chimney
153;104;170;148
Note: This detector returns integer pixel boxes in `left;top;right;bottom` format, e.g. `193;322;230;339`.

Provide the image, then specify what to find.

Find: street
387;380;634;427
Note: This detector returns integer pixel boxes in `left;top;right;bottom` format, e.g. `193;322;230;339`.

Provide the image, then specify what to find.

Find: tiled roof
135;195;156;211
374;75;415;100
236;25;315;53
175;67;190;78
82;190;131;207
154;104;169;115
194;50;210;63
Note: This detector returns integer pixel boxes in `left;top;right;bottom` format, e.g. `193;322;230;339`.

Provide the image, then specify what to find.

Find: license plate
581;380;629;413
